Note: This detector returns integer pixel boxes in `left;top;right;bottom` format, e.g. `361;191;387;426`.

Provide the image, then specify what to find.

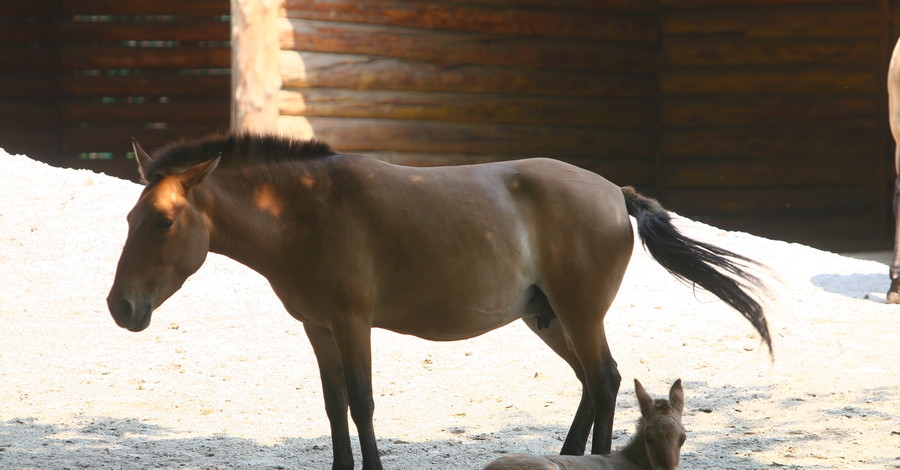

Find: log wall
658;0;892;247
278;0;661;187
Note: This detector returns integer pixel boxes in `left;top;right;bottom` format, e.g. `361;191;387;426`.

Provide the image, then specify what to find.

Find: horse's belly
373;287;532;341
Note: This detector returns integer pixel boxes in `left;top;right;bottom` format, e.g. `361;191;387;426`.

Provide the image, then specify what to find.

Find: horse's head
635;378;686;470
106;139;220;332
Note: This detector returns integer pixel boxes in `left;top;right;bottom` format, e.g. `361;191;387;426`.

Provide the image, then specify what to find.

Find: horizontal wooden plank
662;95;877;127
0;103;59;126
661;0;874;6
283;0;658;42
60;100;229;124
0;130;61;158
661;3;879;38
280;19;659;73
61;74;231;97
0;2;60;18
664;37;878;67
400;0;656;11
0;76;57;98
279;88;656;127
59;19;230;42
692;213;881;249
60;125;225;156
661;67;877;95
0;22;56;43
60;45;230;69
59;0;228;16
280;51;657;97
664;186;875;217
659;156;875;188
0;47;58;72
279;116;658;158
661;124;880;159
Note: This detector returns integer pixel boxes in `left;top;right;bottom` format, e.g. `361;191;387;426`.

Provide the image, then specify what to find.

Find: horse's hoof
887;290;900;304
887;279;900;304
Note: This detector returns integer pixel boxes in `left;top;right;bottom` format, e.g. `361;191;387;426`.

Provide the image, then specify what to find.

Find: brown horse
887;36;900;303
482;379;686;470
107;132;770;470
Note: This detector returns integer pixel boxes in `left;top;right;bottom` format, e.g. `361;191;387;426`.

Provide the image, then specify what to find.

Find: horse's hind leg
537;271;626;455
525;315;594;455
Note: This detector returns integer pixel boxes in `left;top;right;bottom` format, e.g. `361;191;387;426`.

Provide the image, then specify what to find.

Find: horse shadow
809;272;890;302
3;383;897;470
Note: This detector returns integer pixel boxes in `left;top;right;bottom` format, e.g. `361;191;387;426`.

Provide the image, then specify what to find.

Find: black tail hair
621;186;772;355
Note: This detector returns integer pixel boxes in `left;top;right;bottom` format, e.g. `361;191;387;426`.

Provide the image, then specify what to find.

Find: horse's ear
669;379;685;416
635;379;654;417
131;137;153;184
178;157;220;191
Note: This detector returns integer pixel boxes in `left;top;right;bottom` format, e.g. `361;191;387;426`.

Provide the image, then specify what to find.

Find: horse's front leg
330;319;382;470
305;324;355;470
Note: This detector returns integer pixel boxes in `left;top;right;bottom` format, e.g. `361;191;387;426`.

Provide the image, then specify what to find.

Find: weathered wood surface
282;0;658;41
279;88;655;127
58;0;228;16
280;19;658;73
280;51;658;97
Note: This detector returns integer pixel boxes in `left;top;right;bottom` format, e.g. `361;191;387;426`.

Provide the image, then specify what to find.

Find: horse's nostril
108;296;134;325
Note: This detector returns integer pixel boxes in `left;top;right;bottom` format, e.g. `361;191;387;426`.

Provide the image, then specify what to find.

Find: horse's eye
679;435;686;446
645;436;654;445
157;218;174;230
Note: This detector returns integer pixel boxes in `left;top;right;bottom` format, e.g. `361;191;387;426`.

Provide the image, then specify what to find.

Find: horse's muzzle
107;296;153;332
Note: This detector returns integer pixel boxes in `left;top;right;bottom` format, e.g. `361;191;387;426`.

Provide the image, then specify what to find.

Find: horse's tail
621;186;772;355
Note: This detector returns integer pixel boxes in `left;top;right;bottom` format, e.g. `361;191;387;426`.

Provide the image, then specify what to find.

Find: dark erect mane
144;131;336;179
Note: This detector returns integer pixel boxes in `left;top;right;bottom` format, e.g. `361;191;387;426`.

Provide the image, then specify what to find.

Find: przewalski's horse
107;132;771;470
887;36;900;303
482;379;686;470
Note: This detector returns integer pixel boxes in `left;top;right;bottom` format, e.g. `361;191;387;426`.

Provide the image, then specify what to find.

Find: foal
483;379;686;470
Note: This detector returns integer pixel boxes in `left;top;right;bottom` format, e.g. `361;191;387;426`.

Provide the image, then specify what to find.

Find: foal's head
634;379;686;470
106;139;220;332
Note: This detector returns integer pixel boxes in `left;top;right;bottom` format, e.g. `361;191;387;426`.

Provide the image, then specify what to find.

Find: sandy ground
0;149;898;470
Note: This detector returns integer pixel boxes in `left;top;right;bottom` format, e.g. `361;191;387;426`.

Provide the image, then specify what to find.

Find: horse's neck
196;172;310;274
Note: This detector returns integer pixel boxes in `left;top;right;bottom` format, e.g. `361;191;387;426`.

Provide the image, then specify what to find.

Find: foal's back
483;453;633;470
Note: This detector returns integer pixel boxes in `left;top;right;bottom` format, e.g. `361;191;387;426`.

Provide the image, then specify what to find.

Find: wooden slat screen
0;1;230;181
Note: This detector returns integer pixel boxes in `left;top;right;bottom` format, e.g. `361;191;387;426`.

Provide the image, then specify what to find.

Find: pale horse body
887;36;900;303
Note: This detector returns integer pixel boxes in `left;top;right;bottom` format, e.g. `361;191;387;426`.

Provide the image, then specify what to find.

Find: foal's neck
616;423;651;469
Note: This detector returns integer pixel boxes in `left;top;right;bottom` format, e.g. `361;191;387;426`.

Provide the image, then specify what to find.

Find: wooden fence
1;0;896;250
0;0;231;179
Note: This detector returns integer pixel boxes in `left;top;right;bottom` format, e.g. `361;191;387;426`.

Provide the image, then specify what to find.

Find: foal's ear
635;379;654;417
178;157;221;191
669;379;685;415
132;137;153;184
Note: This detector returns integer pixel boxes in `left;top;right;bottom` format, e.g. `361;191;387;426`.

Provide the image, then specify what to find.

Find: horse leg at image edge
889;175;900;303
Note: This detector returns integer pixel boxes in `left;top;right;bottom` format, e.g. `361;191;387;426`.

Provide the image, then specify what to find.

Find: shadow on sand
2;382;897;469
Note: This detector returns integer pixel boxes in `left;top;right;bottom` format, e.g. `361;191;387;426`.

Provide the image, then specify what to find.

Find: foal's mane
145;131;336;179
